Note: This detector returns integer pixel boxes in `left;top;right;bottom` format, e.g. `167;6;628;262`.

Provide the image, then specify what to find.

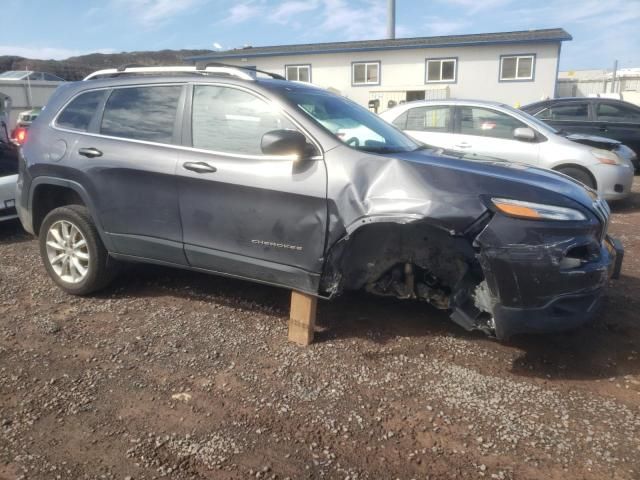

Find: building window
500;55;535;81
425;58;457;83
352;61;380;86
285;64;311;82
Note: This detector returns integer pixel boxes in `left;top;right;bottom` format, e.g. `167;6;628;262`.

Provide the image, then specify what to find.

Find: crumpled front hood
394;148;596;208
565;133;620;149
324;146;597;243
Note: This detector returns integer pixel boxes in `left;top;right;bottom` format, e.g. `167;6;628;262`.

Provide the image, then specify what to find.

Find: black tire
39;205;117;295
556;166;596;190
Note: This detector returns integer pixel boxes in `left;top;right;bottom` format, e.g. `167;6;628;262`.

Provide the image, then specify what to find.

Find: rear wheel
39;205;117;295
556;166;596;190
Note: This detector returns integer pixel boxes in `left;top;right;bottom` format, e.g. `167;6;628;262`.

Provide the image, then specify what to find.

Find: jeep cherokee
16;66;623;339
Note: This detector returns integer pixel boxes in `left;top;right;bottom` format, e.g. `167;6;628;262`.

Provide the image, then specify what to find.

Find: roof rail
83;65;257;81
197;62;285;80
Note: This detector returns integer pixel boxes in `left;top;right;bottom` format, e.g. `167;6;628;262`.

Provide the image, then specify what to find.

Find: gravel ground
1;178;639;480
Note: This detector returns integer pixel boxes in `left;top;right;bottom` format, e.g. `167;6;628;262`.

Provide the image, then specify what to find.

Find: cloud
221;1;263;24
0;46;116;60
268;1;319;24
436;0;513;15
316;0;389;40
111;0;203;28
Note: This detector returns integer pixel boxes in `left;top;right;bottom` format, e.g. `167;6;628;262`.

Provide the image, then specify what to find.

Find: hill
0;49;213;81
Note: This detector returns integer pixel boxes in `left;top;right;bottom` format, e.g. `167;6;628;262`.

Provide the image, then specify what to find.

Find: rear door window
405;106;451;132
56;90;106;131
459;107;526;139
596;103;640;122
535;103;589;121
100;85;182;144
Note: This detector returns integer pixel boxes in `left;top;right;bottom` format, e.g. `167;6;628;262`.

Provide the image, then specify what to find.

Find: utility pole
387;0;395;39
611;59;618;94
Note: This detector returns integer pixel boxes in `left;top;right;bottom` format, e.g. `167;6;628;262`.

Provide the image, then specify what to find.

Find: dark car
16;66;623;340
521;97;640;170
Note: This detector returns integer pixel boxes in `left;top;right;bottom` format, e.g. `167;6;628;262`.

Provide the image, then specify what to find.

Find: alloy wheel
45;220;90;284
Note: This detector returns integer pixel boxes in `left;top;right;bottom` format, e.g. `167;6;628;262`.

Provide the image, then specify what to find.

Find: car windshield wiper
359;146;409;154
412;144;432;151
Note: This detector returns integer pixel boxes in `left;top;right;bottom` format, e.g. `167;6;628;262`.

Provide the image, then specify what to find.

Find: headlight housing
591;148;621;165
491;198;586;221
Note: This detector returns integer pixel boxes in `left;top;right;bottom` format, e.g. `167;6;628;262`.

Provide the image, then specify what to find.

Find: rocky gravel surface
1;178;640;479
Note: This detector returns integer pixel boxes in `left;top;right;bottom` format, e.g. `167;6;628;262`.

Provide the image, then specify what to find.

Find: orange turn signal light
493;202;542;219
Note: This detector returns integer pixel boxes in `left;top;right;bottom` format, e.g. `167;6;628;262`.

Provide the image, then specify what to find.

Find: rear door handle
599;126;608;132
78;147;102;158
183;161;217;174
455;142;472;149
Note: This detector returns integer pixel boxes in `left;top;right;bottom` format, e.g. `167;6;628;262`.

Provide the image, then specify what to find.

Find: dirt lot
1;179;639;480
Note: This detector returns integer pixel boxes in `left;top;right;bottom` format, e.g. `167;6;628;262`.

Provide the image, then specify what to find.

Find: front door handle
599;125;608;132
455;142;472;149
183;161;217;174
78;147;102;158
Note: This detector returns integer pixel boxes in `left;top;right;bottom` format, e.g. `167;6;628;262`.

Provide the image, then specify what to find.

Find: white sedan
0;141;18;222
379;99;634;201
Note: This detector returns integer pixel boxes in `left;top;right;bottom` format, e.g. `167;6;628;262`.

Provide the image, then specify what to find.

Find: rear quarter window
56;90;106;131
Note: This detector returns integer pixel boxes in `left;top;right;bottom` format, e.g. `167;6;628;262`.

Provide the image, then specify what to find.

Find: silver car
0;115;18;222
379;100;634;201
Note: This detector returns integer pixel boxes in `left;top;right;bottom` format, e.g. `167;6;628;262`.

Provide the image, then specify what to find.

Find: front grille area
592;199;610;240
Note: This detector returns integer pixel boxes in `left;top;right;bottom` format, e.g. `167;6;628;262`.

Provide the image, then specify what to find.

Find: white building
188;28;571;111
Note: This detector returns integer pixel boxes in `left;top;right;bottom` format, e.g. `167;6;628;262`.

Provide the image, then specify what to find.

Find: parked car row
521;97;640;170
11;65;623;341
379;99;636;201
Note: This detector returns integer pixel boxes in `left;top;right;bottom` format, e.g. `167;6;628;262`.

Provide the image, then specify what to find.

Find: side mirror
261;129;309;159
513;127;536;141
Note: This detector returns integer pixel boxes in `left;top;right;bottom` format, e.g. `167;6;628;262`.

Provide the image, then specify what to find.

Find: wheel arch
29;177;112;250
551;163;597;190
320;217;482;299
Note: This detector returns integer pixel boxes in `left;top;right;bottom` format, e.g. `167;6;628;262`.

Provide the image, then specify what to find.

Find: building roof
187;28;571;62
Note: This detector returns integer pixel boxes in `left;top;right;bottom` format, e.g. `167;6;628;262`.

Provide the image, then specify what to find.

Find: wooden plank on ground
288;290;317;346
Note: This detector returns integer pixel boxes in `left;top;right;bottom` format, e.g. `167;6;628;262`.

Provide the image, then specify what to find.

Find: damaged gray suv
16;66;623;339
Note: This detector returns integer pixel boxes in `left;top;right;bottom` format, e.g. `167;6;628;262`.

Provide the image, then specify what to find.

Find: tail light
11;127;27;145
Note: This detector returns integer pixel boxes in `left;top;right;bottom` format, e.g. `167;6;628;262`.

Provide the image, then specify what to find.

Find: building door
406;90;426;102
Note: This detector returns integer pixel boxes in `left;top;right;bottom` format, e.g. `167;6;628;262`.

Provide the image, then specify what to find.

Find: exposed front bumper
490;236;623;338
474;212;622;339
590;163;634;201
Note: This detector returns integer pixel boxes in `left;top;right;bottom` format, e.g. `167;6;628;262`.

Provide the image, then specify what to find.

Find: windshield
281;88;419;154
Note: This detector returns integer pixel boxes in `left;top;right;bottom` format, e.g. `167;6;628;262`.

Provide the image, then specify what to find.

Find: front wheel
556;166;596;190
39;205;117;295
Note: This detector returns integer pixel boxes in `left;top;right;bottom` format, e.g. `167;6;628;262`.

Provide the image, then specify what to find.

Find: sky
0;0;639;70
